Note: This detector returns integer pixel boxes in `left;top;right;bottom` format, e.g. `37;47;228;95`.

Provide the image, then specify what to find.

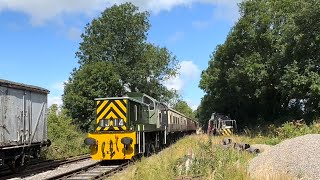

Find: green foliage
42;105;88;159
199;0;320;128
275;121;320;140
111;135;254;180
186;142;252;180
63;3;179;130
173;100;195;118
63;62;123;130
242;120;320;145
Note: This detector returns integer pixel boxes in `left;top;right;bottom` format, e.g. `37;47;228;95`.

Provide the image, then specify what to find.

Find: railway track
46;161;129;180
0;154;91;180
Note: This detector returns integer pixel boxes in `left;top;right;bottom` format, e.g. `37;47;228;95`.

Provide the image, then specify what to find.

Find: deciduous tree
173;100;194;119
63;3;179;130
199;0;320;128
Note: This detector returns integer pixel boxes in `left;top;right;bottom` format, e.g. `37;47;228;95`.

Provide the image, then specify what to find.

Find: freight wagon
0;79;50;172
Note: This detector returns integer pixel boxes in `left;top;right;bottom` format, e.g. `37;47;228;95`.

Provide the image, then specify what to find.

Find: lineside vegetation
41;105;88;159
198;0;320;128
111;121;320;180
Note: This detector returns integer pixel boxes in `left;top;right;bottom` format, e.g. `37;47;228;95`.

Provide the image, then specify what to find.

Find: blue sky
0;0;241;110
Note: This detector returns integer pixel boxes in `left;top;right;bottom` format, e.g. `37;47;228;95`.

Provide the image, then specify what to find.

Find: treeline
198;0;320;128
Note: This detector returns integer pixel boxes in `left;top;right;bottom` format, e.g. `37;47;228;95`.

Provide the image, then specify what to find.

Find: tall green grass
111;120;320;180
186;137;254;180
112;135;254;180
41;105;88;159
242;120;320;145
275;121;320;139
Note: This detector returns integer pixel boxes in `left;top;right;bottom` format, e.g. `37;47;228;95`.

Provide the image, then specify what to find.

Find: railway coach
0;79;51;172
84;92;198;161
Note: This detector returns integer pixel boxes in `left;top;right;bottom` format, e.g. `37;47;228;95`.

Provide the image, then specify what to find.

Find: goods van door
29;92;47;144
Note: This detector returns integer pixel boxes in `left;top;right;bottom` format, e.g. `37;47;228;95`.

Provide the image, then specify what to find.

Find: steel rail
0;154;90;180
46;161;130;180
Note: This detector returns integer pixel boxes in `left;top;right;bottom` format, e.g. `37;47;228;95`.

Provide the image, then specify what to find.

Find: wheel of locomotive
145;143;156;157
7;155;26;173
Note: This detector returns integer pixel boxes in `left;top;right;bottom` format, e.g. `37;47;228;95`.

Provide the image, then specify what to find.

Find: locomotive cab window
143;96;155;110
130;102;143;122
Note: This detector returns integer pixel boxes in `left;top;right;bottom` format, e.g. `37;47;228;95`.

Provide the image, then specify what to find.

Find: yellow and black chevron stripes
96;99;127;131
220;128;233;136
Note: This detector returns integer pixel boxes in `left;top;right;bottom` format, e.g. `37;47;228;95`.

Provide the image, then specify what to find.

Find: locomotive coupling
84;137;97;145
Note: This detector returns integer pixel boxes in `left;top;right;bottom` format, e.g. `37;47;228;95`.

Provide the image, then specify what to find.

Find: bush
276;121;320;140
242;118;320;145
41;105;88;159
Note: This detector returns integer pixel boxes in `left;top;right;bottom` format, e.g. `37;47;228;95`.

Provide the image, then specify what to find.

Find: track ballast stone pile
248;134;320;180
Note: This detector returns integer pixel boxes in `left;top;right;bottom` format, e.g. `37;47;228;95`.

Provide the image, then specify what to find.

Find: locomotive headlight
118;119;124;126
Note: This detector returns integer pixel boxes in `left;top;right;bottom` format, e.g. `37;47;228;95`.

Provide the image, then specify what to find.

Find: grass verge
111;135;255;180
112;120;320;180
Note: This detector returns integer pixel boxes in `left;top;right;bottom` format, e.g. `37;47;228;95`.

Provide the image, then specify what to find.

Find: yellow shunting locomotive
84;93;198;161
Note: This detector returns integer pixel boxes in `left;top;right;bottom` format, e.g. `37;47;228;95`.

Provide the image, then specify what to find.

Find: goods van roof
0;79;50;94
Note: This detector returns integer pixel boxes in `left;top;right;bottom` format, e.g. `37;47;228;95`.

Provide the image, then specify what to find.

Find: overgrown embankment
243;120;320;145
41;105;88;159
112;135;255;180
111;121;320;180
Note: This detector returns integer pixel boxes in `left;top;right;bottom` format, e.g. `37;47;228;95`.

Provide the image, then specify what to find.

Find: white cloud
180;61;200;79
48;95;63;107
211;0;241;23
52;81;66;91
0;0;241;25
0;0;105;26
185;99;200;111
164;76;184;91
191;0;242;30
47;81;66;107
164;60;200;92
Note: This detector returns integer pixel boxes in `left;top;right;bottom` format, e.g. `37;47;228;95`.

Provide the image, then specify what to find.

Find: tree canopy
198;0;320;128
173;100;195;119
63;3;179;130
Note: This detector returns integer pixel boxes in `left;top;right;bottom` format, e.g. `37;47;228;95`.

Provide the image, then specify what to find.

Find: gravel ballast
9;159;99;180
248;134;320;180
